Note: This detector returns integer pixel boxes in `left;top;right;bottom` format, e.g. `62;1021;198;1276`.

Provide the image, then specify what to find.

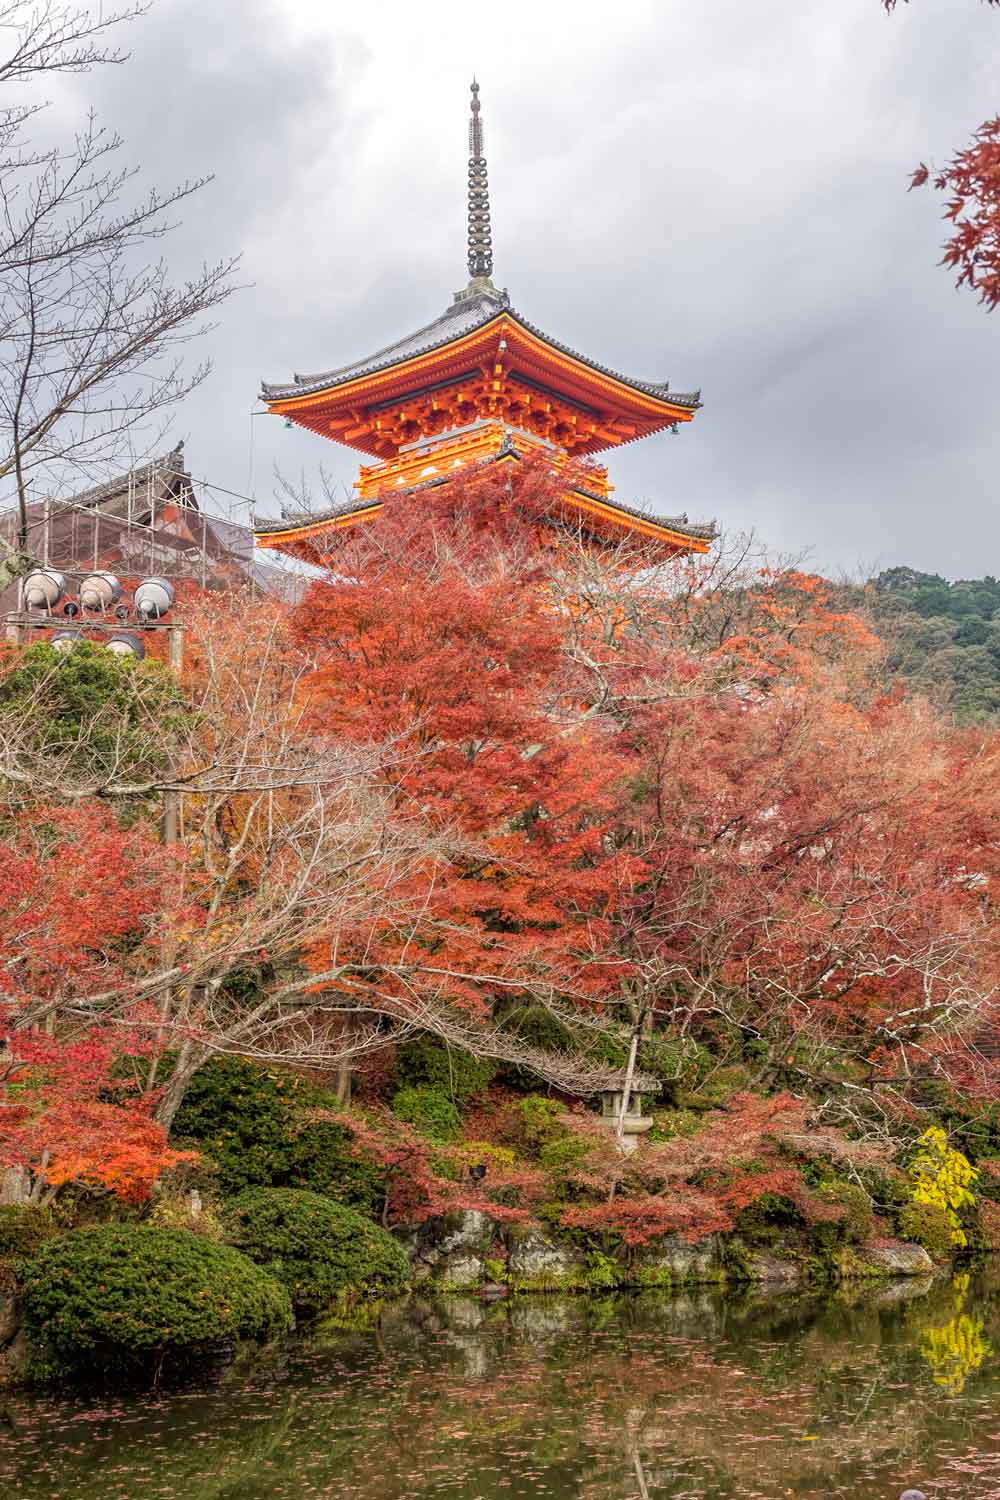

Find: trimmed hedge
224;1187;410;1313
171;1056;382;1207
21;1226;292;1380
393;1035;495;1105
391;1083;460;1142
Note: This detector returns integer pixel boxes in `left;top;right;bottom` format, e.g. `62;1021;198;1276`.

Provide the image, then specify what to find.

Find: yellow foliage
919;1273;991;1395
908;1126;978;1248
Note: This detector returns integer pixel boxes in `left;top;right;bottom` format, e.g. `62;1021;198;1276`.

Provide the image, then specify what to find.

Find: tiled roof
62;444;190;516
0;445;255;587
261;289;701;411
272;290;510;398
254;446;716;544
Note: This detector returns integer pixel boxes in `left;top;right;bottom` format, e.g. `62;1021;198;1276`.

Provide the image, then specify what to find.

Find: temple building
254;82;713;561
0;445;276;614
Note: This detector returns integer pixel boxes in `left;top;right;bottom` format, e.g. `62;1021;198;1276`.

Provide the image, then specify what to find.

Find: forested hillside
852;569;1000;722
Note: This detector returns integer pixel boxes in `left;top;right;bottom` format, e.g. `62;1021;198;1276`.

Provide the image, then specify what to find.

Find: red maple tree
288;456;1000;1123
888;0;1000;308
292;460;631;1033
0;804;190;1201
0;1021;192;1203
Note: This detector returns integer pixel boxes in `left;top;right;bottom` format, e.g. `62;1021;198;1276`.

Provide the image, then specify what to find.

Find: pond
2;1268;999;1499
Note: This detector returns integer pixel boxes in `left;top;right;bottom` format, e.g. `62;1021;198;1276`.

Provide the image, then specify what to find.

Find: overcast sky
57;0;1000;578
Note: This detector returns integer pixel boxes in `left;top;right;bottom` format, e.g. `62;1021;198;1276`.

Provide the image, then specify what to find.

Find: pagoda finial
467;78;493;280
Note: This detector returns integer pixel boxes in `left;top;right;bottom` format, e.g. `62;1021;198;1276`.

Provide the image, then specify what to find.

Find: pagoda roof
262;286;701;413
253;437;716;553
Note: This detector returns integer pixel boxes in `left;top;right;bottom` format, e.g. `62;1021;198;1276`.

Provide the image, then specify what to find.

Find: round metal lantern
133;577;175;621
106;633;145;660
79;571;122;612
23;569;66;610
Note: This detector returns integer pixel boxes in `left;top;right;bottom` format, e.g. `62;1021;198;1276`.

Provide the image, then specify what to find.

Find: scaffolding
0;461;304;607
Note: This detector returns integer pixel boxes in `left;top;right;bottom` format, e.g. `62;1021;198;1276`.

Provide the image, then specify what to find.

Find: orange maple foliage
0;805;191;1201
0;1024;193;1202
292;462;631;1021
292;456;1000;1113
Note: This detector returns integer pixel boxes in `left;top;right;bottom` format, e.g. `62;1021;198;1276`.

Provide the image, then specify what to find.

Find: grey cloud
51;0;1000;577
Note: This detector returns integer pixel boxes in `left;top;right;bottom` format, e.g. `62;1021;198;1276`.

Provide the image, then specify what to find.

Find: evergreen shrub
390;1084;460;1142
898;1201;955;1260
0;639;185;783
639;1035;710;1095
816;1181;874;1246
224;1187;410;1312
0;1204;57;1261
678;1065;750;1111
510;1096;591;1192
21;1226;291;1380
171;1056;382;1207
393;1035;495;1105
734;1192;804;1246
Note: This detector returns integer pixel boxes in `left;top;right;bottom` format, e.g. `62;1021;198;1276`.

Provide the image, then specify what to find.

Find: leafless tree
0;1;237;569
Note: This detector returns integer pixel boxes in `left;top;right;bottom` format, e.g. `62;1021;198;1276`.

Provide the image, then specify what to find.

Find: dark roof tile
261;291;700;411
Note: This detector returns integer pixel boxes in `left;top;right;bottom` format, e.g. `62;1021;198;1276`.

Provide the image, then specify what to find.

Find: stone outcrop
394;1211;939;1293
506;1224;588;1291
632;1234;723;1287
394;1210;497;1289
854;1244;935;1277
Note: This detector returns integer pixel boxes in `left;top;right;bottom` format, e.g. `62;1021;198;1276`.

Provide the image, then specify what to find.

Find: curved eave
254;490;714;556
261;310;700;457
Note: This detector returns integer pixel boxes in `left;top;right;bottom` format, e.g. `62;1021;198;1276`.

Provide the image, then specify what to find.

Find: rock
396;1210;498;1290
632;1234;722;1287
857;1244;934;1277
0;1329;31;1385
505;1224;587;1291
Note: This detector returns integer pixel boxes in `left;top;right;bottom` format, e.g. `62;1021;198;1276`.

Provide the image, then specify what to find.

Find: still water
2;1270;1000;1500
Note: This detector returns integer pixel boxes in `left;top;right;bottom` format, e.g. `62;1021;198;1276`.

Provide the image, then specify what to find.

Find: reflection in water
1;1272;999;1499
919;1272;992;1395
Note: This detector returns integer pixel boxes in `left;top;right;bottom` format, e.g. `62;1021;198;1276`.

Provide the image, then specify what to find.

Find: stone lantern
599;1087;656;1155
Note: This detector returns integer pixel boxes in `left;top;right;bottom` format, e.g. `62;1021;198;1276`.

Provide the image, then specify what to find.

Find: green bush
857;1165;910;1213
898;1200;955;1260
224;1188;410;1312
393;1035;495;1105
678;1064;750;1111
171;1056;382;1208
648;1108;702;1144
0;639;185;784
500;1005;574;1054
510;1097;591;1193
515;1094;567;1150
390;1084;460;1142
0;1204;57;1261
639;1035;710;1095
815;1176;875;1248
734;1192;804;1246
21;1226;291;1381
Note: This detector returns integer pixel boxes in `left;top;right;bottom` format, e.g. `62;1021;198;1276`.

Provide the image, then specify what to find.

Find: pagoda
254;82;713;560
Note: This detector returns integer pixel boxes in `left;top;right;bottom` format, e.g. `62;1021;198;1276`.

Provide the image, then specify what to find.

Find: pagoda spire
466;78;493;280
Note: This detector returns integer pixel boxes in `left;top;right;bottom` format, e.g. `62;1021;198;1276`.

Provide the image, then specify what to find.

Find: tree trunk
154;1040;205;1132
616;1030;640;1147
0;1167;29;1205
